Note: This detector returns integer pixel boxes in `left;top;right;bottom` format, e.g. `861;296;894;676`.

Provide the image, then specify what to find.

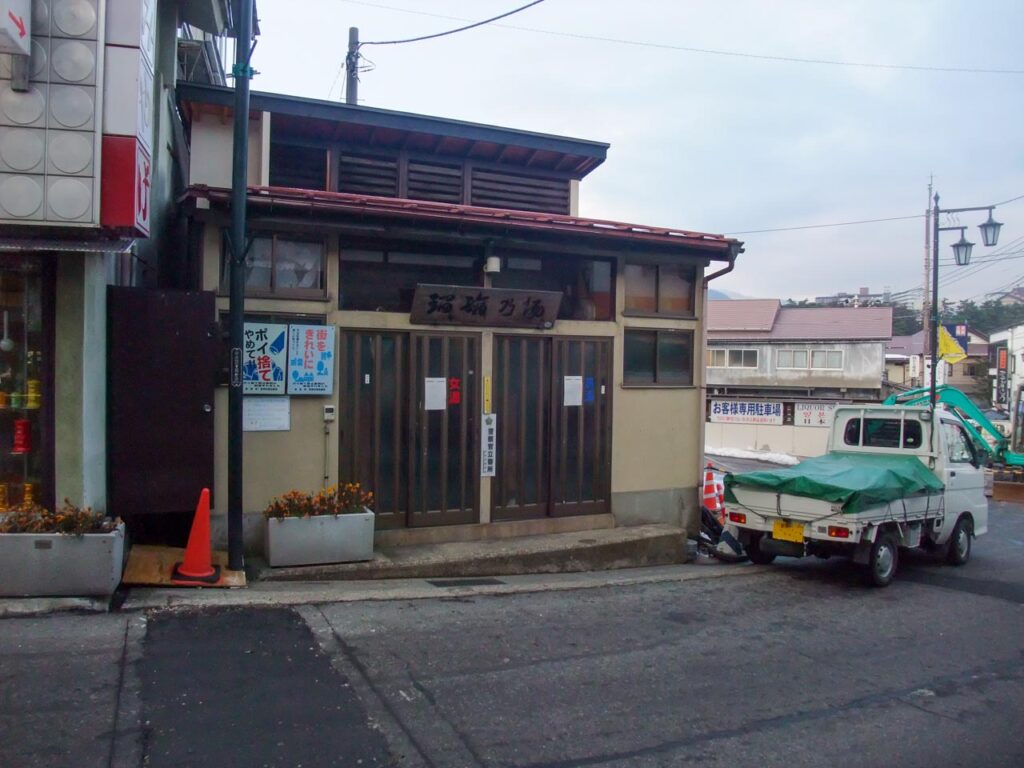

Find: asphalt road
310;502;1024;768
2;503;1023;768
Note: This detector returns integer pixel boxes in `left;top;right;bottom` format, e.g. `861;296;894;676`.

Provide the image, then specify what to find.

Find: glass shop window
623;263;695;316
0;266;47;510
491;254;614;321
624;329;694;386
221;234;326;298
339;249;480;312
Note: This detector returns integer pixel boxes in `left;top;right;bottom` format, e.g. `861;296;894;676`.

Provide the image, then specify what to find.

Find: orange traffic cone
171;488;221;585
702;463;720;517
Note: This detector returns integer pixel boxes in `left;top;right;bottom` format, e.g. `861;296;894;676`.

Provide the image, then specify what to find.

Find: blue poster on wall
287;325;336;395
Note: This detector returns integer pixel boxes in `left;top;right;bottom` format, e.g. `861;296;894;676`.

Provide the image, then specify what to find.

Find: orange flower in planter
0;499;119;534
264;483;373;519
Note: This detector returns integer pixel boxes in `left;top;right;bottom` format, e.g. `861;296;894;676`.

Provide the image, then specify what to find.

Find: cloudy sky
250;0;1024;305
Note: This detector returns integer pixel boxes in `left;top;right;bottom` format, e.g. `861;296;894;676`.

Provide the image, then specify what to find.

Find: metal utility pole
346;27;359;105
227;0;255;572
922;178;932;380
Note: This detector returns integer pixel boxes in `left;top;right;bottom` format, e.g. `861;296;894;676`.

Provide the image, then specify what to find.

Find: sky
249;0;1024;306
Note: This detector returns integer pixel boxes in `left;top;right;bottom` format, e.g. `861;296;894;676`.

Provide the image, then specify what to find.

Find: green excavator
882;385;1024;467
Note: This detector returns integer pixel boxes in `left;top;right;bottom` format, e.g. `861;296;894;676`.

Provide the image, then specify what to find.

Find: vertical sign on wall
286;325;336;395
242;322;287;394
996;346;1009;405
481;413;497;477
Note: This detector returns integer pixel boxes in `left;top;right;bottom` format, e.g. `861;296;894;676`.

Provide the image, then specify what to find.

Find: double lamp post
928;193;1003;406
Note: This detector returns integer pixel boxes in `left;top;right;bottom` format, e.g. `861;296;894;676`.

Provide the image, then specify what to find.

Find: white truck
724;404;988;586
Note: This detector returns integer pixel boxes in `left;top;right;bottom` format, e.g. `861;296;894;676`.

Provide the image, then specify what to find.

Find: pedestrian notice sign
481;413;497;477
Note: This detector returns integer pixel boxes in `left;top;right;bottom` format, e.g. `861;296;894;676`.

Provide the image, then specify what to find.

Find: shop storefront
0;257;53;511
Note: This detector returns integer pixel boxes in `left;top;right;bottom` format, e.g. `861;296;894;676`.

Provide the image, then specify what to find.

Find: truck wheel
866;532;898;587
946;516;972;566
745;534;776;565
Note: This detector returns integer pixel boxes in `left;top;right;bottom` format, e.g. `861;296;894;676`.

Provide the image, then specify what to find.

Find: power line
340;0;1024;75
724;214;923;236
360;1;546;46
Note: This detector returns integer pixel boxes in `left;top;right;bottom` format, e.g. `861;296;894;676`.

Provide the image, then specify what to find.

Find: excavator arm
883;385;1024;466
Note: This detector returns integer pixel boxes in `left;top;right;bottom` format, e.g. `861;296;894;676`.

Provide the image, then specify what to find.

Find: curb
0;560;769;618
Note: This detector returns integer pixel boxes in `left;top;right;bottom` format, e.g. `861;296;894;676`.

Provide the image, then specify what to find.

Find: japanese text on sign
481;413;497;477
287;325;335;395
410;284;562;329
709;400;784;425
794;402;837;428
243;322;287;394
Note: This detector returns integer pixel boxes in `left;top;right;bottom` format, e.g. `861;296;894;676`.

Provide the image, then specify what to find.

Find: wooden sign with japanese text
410;285;562;329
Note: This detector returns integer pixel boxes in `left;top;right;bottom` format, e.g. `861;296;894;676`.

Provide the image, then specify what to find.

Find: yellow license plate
772;519;805;544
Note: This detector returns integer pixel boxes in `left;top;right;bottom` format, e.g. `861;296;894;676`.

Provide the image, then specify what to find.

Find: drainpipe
698;242;741;522
703;242;742;286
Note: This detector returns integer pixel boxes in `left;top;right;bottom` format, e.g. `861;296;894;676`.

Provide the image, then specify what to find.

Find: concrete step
252;524;689;582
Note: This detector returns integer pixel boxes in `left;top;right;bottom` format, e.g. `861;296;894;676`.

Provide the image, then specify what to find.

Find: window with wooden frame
221;233;326;299
339;248;481;312
623;263;696;317
624;329;694;386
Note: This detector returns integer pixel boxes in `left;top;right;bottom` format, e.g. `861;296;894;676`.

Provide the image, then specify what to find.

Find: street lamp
930;193;1003;407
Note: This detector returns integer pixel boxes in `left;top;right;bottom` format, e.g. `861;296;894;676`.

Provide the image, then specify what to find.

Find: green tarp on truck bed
723;452;944;514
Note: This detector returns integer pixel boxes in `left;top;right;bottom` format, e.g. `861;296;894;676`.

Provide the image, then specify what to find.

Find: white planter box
265;509;375;567
0;523;126;597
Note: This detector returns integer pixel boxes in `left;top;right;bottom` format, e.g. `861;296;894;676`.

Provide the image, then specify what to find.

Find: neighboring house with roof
110;83;743;550
885;326;989;404
705;300;891;456
994;286;1024;306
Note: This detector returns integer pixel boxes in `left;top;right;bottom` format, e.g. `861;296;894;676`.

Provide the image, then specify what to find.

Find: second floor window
707;348;757;368
222;234;326;299
623;263;695;317
777;349;843;370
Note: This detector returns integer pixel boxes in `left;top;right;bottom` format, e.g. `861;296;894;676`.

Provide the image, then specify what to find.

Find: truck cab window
843;418;922;449
942;423;976;464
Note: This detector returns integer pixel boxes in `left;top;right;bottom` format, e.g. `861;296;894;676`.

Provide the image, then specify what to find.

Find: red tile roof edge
184;185;740;255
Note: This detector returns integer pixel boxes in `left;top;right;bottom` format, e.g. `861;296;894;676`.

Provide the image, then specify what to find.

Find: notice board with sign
243;322;288;394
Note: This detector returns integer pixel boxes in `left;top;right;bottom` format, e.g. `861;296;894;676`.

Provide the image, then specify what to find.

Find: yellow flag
938;325;967;364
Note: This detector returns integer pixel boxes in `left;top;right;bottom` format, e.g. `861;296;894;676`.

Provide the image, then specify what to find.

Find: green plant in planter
264;483;374;519
0;499;119;534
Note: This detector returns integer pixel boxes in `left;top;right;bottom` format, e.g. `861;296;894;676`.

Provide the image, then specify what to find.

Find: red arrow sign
7;11;26;38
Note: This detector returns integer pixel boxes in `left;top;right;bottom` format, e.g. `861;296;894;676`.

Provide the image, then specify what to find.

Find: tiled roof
184;186;740;256
706;300;780;331
887;332;925;355
709;301;892;341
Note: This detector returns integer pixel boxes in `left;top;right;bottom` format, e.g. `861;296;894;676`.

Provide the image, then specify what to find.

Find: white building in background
990;324;1024;410
705;300;892;458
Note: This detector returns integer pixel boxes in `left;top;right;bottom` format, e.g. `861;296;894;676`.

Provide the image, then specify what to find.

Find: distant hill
709;289;732;300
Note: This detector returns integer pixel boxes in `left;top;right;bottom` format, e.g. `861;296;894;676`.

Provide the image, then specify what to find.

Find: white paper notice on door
563;375;583;407
425;377;447;410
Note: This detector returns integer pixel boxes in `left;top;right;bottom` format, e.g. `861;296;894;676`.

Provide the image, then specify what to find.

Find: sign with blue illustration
243;322;287;394
287;325;336;395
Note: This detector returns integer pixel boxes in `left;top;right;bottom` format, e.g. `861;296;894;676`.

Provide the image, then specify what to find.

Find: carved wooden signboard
410;284;563;329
